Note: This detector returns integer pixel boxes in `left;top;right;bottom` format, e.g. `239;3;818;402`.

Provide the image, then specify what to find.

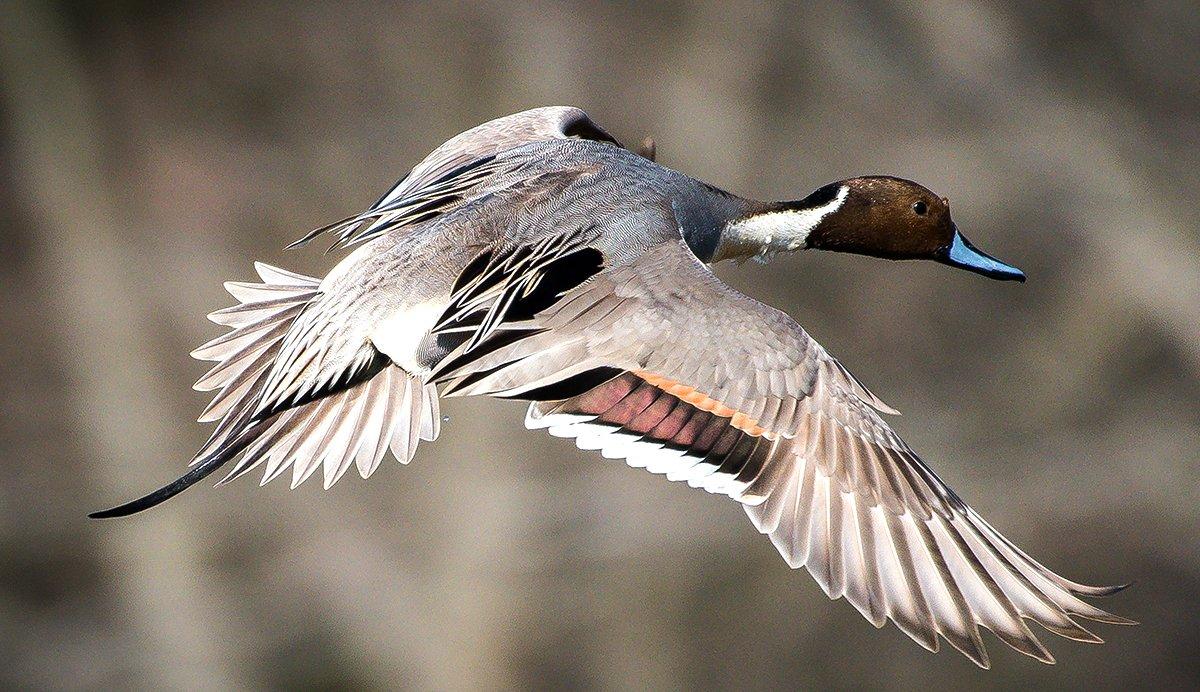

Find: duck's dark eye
912;201;928;216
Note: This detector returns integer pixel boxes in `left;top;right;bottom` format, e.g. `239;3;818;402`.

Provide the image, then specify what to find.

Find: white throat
715;184;849;262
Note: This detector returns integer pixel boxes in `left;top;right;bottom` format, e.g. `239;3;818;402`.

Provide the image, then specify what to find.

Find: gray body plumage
96;107;1130;669
300;135;751;390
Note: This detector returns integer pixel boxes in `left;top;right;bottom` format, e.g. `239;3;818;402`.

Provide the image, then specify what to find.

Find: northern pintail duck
94;106;1131;666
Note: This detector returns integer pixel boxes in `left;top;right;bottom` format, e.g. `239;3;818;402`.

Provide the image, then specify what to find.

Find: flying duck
93;106;1131;667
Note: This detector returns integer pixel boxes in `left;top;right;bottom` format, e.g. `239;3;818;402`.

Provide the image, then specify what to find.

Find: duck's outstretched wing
291;106;624;250
444;238;1132;668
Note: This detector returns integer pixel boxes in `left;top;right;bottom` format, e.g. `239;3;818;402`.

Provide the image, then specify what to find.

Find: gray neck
674;182;761;263
712;184;849;263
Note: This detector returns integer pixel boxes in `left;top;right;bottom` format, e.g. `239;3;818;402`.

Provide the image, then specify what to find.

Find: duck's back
399;138;745;263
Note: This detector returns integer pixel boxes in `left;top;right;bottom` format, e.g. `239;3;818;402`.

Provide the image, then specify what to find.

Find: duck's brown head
721;176;1024;281
801;176;1025;281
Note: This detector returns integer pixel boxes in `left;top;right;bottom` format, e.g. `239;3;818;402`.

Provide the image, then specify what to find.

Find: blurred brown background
1;1;1198;689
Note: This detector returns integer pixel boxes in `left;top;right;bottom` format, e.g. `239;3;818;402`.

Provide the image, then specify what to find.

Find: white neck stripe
716;184;849;262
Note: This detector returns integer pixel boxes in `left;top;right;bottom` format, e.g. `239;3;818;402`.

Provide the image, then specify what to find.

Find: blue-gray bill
940;229;1026;282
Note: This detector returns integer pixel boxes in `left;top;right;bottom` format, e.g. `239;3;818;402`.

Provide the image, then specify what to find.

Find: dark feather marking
784;182;842;212
500;367;624;402
292;154;503;250
452;249;496;294
439;362;507;397
370;172;411;209
88;416;275;518
288;213;366;249
690;415;730;456
505;249;604;321
254;347;390;421
370;153;499;210
733;436;774;486
401;210;446;227
434;234;604;358
715;432;759;479
561;117;623;147
422;153;499;192
431;327;544;383
389;193;463;222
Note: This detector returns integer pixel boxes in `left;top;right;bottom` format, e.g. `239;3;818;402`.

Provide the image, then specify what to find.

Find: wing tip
945;635;991;669
1068;582;1138;625
1082;581;1134;598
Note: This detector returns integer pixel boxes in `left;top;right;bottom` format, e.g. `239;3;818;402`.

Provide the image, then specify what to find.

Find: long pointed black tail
88;418;271;519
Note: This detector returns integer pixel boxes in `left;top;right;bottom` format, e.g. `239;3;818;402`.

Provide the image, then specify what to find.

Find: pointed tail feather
89;262;443;518
88;417;273;518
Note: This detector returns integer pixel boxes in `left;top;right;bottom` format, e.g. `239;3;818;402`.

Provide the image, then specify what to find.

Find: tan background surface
1;2;1197;689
